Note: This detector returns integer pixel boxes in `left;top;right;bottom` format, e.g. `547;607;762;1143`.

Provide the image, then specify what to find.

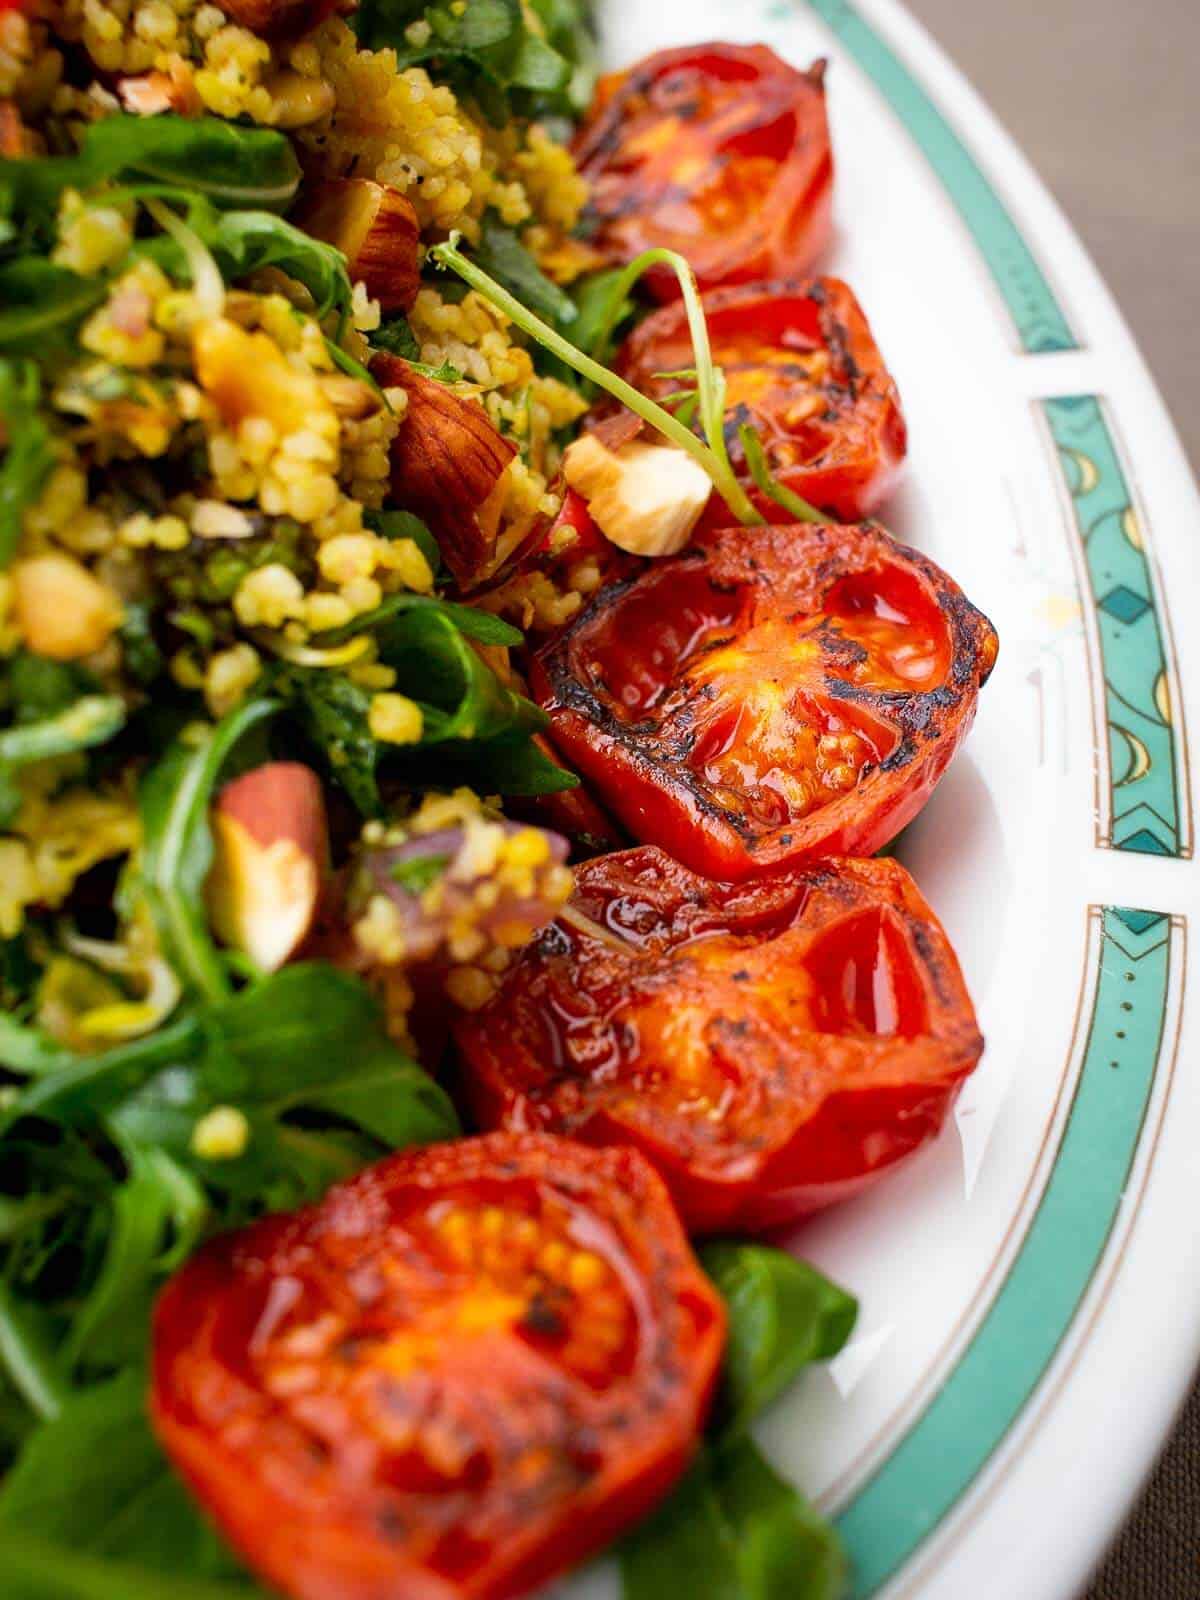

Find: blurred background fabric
906;2;1200;1594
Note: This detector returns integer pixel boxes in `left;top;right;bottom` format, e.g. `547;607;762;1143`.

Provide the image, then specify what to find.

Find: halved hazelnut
207;762;329;972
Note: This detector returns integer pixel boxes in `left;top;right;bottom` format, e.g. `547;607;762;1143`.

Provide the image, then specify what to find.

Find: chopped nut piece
299;180;421;313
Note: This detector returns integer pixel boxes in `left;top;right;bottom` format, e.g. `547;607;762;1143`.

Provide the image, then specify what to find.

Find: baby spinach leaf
622;1434;847;1600
620;1246;856;1600
701;1242;858;1432
0;1370;263;1591
471;213;576;325
138;697;279;1004
212;964;458;1146
0;361;55;568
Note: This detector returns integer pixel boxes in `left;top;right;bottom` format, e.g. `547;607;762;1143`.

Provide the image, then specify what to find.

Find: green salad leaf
370;312;422;361
0;692;126;827
527;0;598;115
206;210;353;325
621;1243;857;1600
1;117;300;235
279;669;383;815
471;213;576;324
622;1435;848;1600
0;1370;264;1592
313;590;522;648
138;698;280;1004
354;0;572;121
375;603;542;742
364;507;443;577
0;362;55;569
0;262;107;359
702;1242;859;1433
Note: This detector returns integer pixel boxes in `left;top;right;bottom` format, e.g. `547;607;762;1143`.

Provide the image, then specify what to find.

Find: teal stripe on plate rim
1042;396;1187;858
833;907;1174;1597
802;0;1077;353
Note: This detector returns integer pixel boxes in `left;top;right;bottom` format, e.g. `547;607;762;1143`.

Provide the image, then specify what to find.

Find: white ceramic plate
559;2;1200;1597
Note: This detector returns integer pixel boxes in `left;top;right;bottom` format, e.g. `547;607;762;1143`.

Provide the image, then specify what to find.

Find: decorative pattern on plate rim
803;0;1078;353
832;907;1182;1598
1041;395;1192;859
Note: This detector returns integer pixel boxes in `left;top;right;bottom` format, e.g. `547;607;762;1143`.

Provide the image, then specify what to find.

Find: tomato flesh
574;44;833;299
614;278;908;521
455;851;983;1234
151;1134;724;1600
531;522;997;880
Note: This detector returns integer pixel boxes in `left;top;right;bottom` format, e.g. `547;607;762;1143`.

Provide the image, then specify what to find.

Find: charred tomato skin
530;521;998;881
574;44;833;299
151;1133;725;1600
613;277;907;523
455;851;983;1234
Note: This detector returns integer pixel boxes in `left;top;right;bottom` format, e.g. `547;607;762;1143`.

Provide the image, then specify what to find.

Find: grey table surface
902;3;1200;1595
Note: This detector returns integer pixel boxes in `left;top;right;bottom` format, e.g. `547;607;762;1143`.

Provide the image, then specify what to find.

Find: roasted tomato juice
532;522;997;879
456;852;983;1234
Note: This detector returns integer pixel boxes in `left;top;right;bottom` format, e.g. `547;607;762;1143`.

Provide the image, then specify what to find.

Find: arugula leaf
314;590;522;648
355;0;571;120
62;1145;206;1377
563;265;640;359
4;653;101;723
207;210;353;325
0;1283;68;1424
527;0;597;114
0;261;108;359
0;694;126;827
0;1016;203;1134
701;1243;858;1433
280;669;382;815
110;967;458;1211
370;313;421;360
375;604;544;743
1;116;300;234
138;698;279;1004
471;213;576;324
364;507;442;576
622;1434;847;1600
0;361;55;567
434;727;579;795
0;1370;263;1590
